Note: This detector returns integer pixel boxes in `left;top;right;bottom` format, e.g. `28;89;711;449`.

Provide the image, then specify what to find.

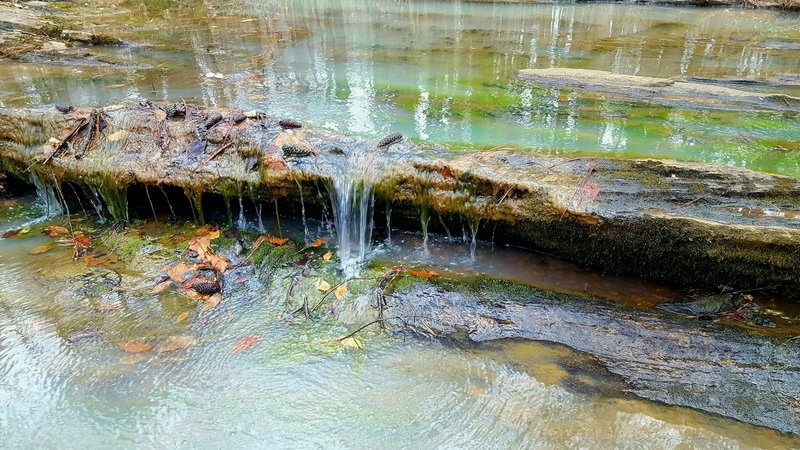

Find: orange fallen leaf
117;340;153;353
311;238;326;248
43;225;69;237
266;236;289;246
157;335;197;353
441;165;455;179
231;335;258;354
334;284;348;299
167;262;199;283
84;254;110;267
207;254;231;274
74;235;91;248
406;268;440;278
266;158;288;171
203;293;222;311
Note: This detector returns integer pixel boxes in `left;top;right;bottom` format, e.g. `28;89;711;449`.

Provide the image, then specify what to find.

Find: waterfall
30;173;62;218
328;175;374;277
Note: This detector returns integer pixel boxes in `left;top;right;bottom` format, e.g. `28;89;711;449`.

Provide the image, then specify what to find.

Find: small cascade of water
385;204;392;246
253;200;265;232
30;173;62;218
420;204;431;254
160;186;176;219
328;175;374;277
468;218;480;260
438;213;452;240
87;186;107;222
237;196;246;229
295;179;309;245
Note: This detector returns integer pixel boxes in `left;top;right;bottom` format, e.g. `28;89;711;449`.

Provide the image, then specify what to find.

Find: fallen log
517;68;800;112
0;102;798;298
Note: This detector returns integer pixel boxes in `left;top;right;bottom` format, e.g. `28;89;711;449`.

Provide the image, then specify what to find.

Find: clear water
2;0;800;447
0;1;798;175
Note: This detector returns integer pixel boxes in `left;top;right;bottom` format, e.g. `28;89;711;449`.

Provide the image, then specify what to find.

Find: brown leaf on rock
43;225;69;237
152;280;173;293
167;262;200;283
117;340;153;353
441;165;455;179
231;335;258;354
84;254;110;267
74;235;91;248
1;228;22;239
207;254;231;274
311;238;326;248
406;268;440;278
266;236;289;246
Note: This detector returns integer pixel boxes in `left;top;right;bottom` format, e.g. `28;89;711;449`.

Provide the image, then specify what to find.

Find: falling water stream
1;0;799;446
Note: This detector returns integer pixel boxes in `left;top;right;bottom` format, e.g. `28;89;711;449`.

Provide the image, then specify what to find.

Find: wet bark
0;102;798;298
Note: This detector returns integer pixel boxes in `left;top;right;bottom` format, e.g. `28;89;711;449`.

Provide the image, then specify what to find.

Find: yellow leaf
316;279;331;292
203;292;222;311
334;284;348;299
107;130;127;141
175;311;190;323
117;340;153;353
322;251;332;261
341;337;361;349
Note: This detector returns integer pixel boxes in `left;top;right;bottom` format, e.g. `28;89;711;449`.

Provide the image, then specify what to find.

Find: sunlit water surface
0;0;798;174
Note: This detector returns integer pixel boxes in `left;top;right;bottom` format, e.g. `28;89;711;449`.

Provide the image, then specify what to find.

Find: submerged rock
389;279;800;434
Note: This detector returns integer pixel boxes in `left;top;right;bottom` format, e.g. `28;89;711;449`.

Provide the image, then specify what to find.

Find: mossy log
0;102;798;297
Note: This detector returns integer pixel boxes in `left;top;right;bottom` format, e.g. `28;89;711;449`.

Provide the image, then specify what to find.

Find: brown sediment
0;102;798;298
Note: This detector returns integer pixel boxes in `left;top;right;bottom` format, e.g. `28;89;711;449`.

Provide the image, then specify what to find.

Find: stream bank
1;102;798;298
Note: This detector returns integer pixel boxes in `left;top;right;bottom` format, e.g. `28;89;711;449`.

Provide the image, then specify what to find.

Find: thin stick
144;184;158;223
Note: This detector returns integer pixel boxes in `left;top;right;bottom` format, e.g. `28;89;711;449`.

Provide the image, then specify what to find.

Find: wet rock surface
517;68;800;112
389;279;800;435
0;102;798;297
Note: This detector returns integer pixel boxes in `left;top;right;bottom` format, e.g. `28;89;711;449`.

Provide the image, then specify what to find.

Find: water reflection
0;1;798;176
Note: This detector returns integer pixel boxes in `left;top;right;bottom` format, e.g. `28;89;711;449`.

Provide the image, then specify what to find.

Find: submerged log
517;68;800;112
390;279;800;435
0;102;798;297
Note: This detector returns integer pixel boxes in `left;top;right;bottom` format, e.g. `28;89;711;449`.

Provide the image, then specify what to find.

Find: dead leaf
583;183;601;199
117;340;153;353
406;268;440;278
157;335;198;353
154;109;167;122
311;238;326;248
441;165;455;179
84;254;110;267
207;254;231;274
341;336;361;349
231;335;258;354
30;243;56;254
167;262;199;283
316;279;331;292
266;236;289;246
334;284;348;299
177;286;208;301
74;235;91;248
266;157;288;171
203;292;222;311
234;276;249;285
1;228;22;239
43;225;69;237
152;280;172;293
175;311;190;323
107;130;127;141
322;251;333;261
